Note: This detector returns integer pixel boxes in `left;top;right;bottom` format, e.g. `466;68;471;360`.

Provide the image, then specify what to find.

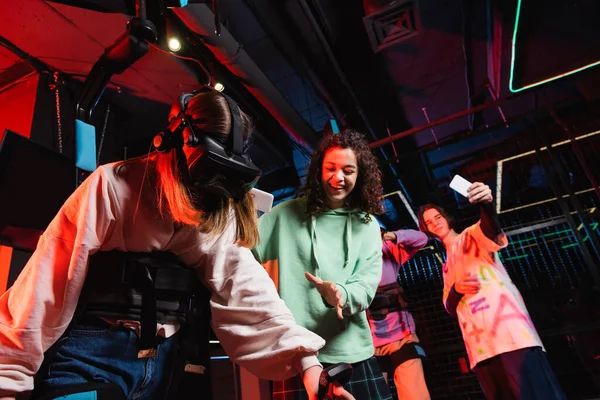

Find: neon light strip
498;130;600;163
504;254;529;261
496;160;503;214
562;243;579;249
509;0;600;93
397;192;419;226
542;229;572;237
382;190;419;226
509;229;572;246
503;208;595;232
496;130;600;213
499;188;595;214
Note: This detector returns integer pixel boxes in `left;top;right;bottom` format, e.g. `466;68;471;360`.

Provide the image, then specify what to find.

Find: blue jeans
34;318;180;400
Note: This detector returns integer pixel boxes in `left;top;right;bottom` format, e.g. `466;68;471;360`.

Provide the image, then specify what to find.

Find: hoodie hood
310;207;364;277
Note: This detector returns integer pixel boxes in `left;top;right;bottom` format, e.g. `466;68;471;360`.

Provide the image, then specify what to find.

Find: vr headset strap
221;93;244;156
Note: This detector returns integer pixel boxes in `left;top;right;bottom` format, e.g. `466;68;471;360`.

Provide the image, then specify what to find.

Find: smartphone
250;188;274;213
449;175;472;198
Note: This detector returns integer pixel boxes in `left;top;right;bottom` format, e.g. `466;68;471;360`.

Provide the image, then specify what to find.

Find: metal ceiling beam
241;0;343;123
369;97;508;149
172;4;318;153
296;0;376;138
294;0;416;207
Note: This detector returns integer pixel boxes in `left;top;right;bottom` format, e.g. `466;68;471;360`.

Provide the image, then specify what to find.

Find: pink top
369;229;428;348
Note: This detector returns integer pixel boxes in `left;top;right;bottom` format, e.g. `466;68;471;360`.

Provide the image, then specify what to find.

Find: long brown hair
116;91;259;248
417;203;455;238
299;128;383;220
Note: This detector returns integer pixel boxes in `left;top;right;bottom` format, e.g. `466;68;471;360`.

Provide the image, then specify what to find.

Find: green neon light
561;243;579;249
510;237;538;246
506;223;598;247
507;229;572;247
504;254;529;261
509;0;600;93
542;229;572;238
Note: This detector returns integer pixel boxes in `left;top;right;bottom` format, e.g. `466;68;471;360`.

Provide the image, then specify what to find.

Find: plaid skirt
272;357;393;400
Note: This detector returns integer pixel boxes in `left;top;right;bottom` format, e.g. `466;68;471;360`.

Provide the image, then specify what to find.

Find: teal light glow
509;0;600;93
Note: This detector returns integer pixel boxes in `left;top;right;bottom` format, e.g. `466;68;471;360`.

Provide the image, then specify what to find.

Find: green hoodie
252;198;382;364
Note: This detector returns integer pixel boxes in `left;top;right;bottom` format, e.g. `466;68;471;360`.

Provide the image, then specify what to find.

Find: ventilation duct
362;0;419;53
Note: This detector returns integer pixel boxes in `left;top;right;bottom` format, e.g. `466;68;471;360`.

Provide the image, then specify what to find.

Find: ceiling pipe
296;0;413;202
369;97;508;149
240;0;344;124
172;4;318;153
297;0;377;140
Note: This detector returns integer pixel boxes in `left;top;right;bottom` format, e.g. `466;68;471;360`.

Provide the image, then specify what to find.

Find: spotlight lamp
168;38;182;52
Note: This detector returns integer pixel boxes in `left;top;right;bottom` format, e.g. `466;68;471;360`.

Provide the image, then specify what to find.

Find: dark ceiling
2;0;600;228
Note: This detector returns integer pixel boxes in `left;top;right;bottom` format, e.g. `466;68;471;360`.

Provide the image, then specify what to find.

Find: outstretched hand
467;182;493;205
455;272;481;295
326;383;356;400
382;232;396;242
305;272;344;320
303;366;356;400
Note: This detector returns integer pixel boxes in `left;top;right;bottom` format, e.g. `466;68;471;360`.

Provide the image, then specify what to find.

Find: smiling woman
301;128;383;218
321;147;358;209
417;187;566;400
252;128;392;400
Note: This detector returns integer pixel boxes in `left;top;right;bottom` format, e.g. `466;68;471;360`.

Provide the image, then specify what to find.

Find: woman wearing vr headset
253;127;393;399
0;89;346;400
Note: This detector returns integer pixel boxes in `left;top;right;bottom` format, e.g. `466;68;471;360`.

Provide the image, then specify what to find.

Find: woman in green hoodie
253;128;391;400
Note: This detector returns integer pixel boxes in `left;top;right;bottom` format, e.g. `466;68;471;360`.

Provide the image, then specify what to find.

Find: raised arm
479;203;502;241
388;229;429;264
0;167;117;396
466;181;505;245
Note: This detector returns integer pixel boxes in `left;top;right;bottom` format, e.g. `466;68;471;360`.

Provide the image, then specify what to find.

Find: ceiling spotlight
168;38;182;52
214;82;225;92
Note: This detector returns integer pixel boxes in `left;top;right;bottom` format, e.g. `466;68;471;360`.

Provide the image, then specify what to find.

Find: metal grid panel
397;123;600;398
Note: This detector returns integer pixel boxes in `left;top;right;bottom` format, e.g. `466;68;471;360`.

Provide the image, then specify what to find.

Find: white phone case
449;175;472;197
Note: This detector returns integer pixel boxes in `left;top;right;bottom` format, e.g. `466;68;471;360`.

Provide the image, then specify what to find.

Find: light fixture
214;82;225;92
168;38;182;52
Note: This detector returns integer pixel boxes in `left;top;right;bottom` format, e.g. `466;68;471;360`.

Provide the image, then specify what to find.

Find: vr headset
152;86;261;200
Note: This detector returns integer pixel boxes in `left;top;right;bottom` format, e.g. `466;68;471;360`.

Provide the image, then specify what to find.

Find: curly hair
299;128;383;220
